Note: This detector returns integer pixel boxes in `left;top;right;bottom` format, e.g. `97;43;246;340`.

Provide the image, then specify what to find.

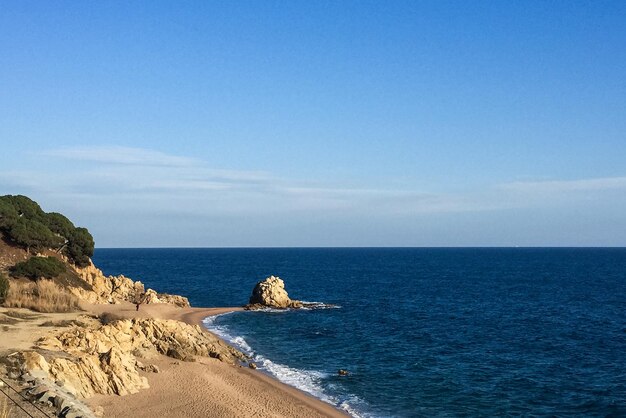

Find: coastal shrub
99;311;123;325
0;195;95;266
10;256;66;280
3;279;80;312
0;273;8;303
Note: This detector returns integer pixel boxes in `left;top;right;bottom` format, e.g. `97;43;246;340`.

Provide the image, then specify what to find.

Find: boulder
142;289;161;304
19;351;50;373
156;293;190;308
246;276;303;309
142;288;190;308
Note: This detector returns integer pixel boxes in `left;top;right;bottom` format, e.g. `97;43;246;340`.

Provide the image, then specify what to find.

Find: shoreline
83;302;349;417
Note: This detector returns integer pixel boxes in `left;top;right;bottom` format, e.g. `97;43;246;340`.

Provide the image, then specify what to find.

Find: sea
93;248;626;417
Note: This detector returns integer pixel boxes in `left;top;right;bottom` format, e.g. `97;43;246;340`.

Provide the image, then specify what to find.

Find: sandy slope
0;307;86;354
83;302;348;418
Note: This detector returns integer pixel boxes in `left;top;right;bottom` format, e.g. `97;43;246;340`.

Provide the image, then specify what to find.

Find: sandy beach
82;302;348;417
1;302;347;417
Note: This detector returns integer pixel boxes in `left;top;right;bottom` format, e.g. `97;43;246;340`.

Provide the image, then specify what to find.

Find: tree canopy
0;195;95;267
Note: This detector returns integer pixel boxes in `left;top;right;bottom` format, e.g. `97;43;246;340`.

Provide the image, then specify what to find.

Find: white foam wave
255;354;330;401
248;302;341;313
202;313;369;418
249;307;290;313
299;301;342;310
230;335;253;354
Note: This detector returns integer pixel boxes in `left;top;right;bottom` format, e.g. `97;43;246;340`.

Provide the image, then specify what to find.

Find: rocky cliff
9;317;246;400
71;260;190;307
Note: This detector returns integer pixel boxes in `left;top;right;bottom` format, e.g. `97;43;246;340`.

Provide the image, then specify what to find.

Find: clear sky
1;1;625;247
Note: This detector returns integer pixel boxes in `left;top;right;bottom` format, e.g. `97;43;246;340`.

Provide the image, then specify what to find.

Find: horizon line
94;246;626;250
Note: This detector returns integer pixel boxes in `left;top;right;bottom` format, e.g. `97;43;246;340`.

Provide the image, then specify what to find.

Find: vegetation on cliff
0;272;8;302
3;279;80;312
10;256;66;280
0;195;94;267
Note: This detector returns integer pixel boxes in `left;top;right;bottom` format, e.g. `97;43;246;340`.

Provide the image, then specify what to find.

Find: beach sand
83;302;348;418
1;301;348;417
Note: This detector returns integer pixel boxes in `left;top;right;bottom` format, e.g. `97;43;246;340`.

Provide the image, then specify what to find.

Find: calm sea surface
93;248;626;417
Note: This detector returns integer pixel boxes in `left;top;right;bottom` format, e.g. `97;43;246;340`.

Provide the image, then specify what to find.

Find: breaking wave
202;313;370;418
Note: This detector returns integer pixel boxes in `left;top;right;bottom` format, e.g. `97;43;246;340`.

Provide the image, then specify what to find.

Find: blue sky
1;1;625;247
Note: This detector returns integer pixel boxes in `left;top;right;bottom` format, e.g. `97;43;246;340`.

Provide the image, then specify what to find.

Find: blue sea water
93;248;626;417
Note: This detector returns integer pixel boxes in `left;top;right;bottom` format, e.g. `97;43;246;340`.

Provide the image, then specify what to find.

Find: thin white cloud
499;176;626;193
2;147;625;219
44;146;200;167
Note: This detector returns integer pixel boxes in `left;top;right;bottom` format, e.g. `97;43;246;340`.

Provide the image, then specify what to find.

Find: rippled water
94;248;626;417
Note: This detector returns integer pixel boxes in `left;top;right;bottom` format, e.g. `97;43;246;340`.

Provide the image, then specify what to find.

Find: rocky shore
0;261;250;417
1;264;346;418
0;195;345;417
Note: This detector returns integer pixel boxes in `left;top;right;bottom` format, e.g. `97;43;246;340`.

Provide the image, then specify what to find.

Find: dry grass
3;280;80;313
0;396;12;418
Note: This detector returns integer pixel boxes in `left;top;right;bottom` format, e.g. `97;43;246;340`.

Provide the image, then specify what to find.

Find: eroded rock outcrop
11;318;246;399
5;352;98;417
71;261;144;304
246;276;303;309
11;349;147;399
38;317;245;366
72;260;190;307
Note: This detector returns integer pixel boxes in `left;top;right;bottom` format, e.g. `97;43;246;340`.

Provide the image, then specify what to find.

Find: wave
247;301;341;313
202;313;371;418
299;301;342;310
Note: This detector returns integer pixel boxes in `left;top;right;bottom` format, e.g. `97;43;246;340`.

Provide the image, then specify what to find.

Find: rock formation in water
246;276;303;309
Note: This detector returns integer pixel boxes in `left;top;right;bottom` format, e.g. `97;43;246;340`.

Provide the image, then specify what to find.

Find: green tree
9;218;64;252
67;227;95;267
0;195;96;266
3;195;46;222
45;212;75;237
0;198;19;229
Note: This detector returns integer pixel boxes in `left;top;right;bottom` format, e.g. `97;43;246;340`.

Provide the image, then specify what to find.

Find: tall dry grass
3;279;80;313
0;396;12;418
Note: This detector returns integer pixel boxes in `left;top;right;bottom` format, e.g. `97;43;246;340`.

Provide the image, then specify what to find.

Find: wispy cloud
499;176;626;193
44;146;201;167
2;146;625;219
